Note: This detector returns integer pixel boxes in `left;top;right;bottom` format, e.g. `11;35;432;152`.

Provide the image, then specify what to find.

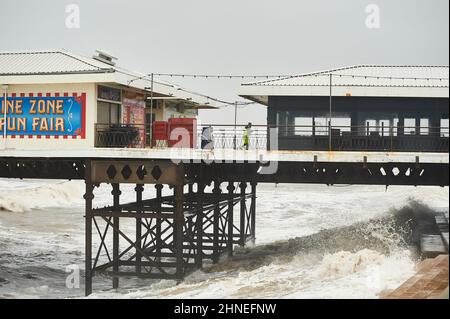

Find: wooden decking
382;255;449;299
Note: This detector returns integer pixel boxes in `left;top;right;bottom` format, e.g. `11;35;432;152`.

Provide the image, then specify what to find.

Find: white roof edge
239;65;449;102
0;49;217;107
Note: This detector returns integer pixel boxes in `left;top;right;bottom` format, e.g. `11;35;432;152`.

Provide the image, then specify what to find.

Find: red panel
168;118;197;148
152;121;169;146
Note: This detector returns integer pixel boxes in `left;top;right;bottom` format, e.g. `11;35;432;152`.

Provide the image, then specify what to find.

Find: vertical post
155;184;163;259
84;160;94;296
398;116;405;136
135;184;144;274
390;124;394;152
415;117;421;136
250;182;257;244
212;181;221;263
195;183;204;268
233;101;238;150
366;122;370;150
239;182;247;246
150;73;154;148
174;183;185;278
227;182;235;257
2;84;8;149
329;74;332;152
111;183;121;289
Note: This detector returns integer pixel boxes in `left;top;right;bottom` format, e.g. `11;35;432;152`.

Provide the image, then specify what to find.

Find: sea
0;178;448;299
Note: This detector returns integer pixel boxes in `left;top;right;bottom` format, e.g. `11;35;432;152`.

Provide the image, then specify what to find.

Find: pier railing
94;123;449;153
95;123;145;148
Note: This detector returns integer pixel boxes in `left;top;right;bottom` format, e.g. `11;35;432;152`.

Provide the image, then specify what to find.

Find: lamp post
150;73;154;148
2;84;8;149
233;101;238;150
329;74;333;151
145;75;154;148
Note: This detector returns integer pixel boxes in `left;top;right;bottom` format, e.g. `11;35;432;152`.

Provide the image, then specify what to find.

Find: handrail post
328;121;332;151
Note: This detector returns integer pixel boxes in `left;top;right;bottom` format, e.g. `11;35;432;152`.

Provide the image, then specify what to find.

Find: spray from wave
0;181;84;213
94;201;430;299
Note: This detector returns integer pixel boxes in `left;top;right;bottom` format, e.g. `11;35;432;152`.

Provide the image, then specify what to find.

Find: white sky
0;0;448;125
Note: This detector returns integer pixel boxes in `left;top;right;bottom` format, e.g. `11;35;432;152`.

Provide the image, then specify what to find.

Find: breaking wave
0;181;84;213
94;202;430;299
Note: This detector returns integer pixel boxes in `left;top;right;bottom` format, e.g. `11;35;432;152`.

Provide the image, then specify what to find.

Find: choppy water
0;179;448;299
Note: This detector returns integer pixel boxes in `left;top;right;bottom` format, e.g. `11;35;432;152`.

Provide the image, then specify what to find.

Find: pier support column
111;184;121;289
250;182;257;244
195;183;205;268
84;160;94;297
155;184;163;259
212;181;222;263
239;182;247;246
135;184;144;274
227;182;235;257
174;184;185;278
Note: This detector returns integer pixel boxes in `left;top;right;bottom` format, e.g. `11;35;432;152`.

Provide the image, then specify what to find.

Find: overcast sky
0;0;448;124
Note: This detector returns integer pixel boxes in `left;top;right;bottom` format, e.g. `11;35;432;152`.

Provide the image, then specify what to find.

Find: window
393;118;399;136
314;117;328;136
294;117;313;136
420;118;429;135
97;101;121;125
441;119;449;137
379;120;390;136
404;118;416;135
97;102;110;124
365;120;377;136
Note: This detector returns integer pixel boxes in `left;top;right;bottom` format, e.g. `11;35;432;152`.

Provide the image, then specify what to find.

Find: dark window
97;101;121;125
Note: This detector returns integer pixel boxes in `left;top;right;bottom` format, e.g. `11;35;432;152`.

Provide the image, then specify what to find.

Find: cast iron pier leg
155;184;163;260
239;182;247;246
112;183;121;289
227;182;235;257
212;181;221;263
250;182;257;244
135;184;144;274
196;183;205;268
174;184;185;278
84;160;94;297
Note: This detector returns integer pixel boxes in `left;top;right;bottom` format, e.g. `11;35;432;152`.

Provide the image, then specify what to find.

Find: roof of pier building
0;49;213;108
239;65;449;105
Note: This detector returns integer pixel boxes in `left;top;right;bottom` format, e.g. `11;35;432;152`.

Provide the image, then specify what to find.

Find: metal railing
94;123;449;153
95;124;145;148
198;125;268;150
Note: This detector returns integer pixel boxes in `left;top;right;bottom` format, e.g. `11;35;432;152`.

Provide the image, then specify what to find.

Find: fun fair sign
0;93;86;139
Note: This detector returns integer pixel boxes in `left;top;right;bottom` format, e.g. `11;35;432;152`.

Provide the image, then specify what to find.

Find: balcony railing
95;124;145;148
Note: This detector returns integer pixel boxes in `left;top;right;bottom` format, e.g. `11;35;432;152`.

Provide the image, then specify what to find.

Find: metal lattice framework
84;160;256;295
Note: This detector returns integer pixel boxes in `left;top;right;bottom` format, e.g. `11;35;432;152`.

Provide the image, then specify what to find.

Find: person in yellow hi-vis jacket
243;122;252;150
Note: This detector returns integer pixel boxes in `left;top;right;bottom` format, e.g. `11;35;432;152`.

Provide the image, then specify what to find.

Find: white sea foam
0;180;84;213
0;179;448;299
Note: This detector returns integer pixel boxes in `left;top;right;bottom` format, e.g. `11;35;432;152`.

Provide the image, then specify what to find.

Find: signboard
122;91;145;147
0;93;86;138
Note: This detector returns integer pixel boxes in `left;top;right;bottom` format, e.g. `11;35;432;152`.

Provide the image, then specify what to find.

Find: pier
1;53;448;296
1;147;448;296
